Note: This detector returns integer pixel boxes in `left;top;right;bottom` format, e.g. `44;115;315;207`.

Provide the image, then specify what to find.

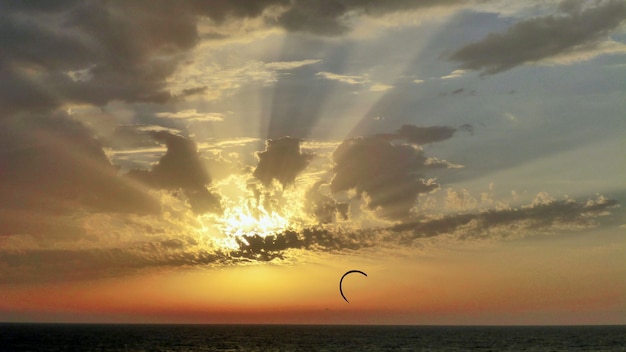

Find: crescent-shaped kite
339;270;368;303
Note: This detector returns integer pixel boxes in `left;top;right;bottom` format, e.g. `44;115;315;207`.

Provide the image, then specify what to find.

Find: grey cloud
230;227;364;262
323;124;468;220
0;115;159;219
0;193;616;283
253;137;314;187
395;124;456;145
277;0;463;36
0;0;470;116
0;1;198;114
305;181;350;224
104;125;163;150
391;195;619;240
0;0;295;115
330;130;443;220
126;131;222;214
0;238;225;284
450;0;626;74
232;194;619;262
148;131;211;190
187;0;290;23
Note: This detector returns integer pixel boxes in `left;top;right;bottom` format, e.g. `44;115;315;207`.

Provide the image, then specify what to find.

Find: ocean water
1;324;624;352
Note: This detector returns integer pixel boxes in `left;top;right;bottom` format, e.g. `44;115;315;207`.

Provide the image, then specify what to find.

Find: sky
0;0;625;325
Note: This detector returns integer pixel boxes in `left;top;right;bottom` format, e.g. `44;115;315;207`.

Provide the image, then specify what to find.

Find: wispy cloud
369;83;394;92
1;190;617;284
450;0;626;74
264;59;322;70
441;69;467;79
316;71;370;85
156;109;225;122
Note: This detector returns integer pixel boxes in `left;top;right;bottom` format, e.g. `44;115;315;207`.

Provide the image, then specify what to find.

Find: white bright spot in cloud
504;112;518;122
264;59;322;70
167;57;322;100
65;66;94;82
156;109;225;122
441;69;467;79
316;71;370;85
413;79;425;84
369;83;393;92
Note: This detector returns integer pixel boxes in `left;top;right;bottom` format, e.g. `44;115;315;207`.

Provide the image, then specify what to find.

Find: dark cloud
330;129;445;220
450;0;626;74
305;181;350;224
0;0;471;116
390;195;619;240
126;131;222;214
187;0;290;23
103;125;163;150
0;115;159;219
276;0;463;36
253;137;314;187
0;0;294;115
0;192;617;283
148;131;211;190
0;237;225;284
0;1;196;114
458;123;474;135
395;124;456;145
231;194;619;262
323;124;469;220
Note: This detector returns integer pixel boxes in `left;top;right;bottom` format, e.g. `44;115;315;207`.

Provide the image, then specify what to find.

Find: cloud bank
450;0;626;74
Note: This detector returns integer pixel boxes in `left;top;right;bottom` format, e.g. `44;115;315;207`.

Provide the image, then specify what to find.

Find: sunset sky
1;0;625;325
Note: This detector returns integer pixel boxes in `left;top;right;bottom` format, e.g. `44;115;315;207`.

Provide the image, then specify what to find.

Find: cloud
304;181;350;224
230;192;619;263
0;1;315;115
0;1;203;114
156;109;225;122
441;69;467;79
0;190;618;283
450;0;626;74
253;137;314;187
167;59;322;100
391;194;619;241
316;71;370;85
329;126;457;220
369;83;394;92
0;114;159;218
316;71;392;92
264;59;322;70
395;124;457;145
0;0;469;115
126;131;222;214
276;0;464;36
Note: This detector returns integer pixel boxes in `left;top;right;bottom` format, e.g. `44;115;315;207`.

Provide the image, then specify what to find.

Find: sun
219;201;291;238
192;173;317;253
194;193;301;252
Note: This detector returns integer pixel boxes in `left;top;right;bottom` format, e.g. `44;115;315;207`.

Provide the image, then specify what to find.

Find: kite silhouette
339;270;367;303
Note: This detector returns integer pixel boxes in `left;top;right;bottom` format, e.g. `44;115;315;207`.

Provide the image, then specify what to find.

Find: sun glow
197;200;296;252
194;175;315;252
219;201;291;238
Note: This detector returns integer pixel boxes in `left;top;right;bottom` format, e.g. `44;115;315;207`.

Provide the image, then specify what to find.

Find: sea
1;324;624;351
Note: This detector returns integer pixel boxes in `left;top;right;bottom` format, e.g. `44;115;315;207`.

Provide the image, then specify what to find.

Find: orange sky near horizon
2;230;623;325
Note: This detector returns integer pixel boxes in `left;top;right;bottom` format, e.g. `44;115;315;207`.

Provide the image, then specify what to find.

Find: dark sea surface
1;324;625;352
